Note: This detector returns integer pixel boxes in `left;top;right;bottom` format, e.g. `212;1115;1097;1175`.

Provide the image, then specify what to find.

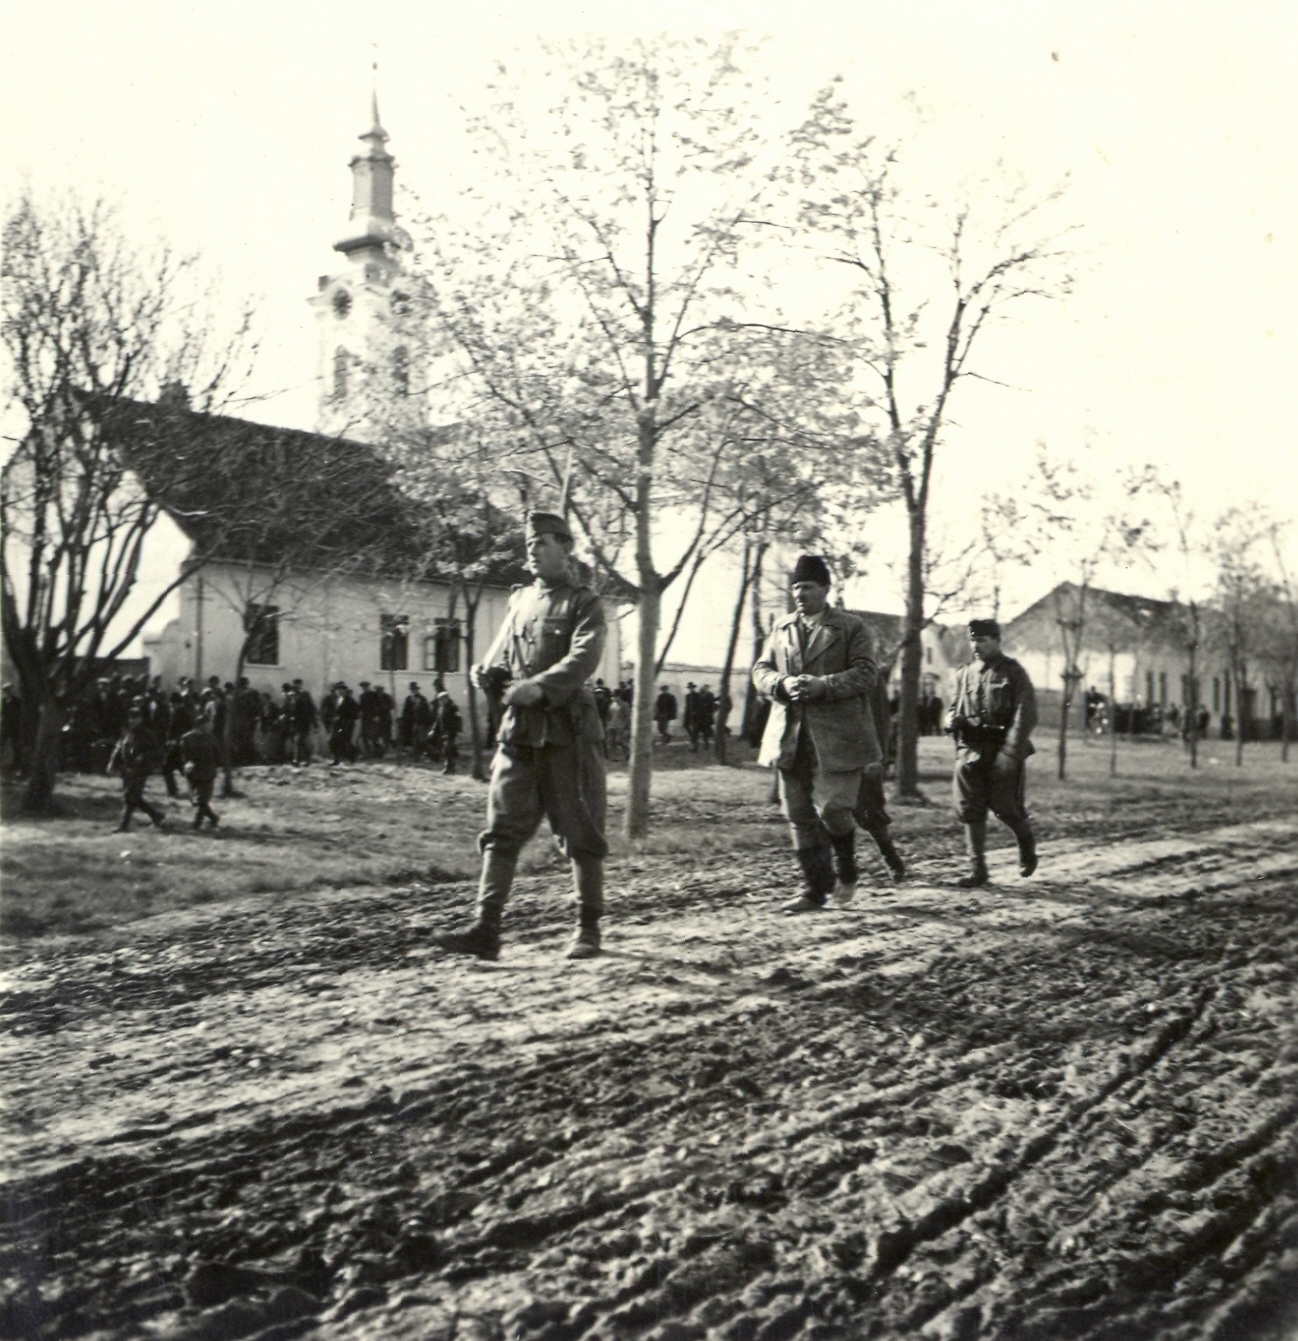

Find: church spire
334;84;396;263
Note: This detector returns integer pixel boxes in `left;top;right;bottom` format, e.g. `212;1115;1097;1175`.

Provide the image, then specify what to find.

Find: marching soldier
437;511;608;962
107;700;167;832
947;618;1039;887
178;713;221;829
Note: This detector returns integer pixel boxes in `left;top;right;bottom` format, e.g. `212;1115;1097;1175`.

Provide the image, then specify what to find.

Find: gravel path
2;817;1296;1340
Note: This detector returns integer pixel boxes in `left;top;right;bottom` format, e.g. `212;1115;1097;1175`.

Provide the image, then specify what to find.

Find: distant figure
605;695;630;761
1;683;23;775
432;691;462;775
107;701;166;833
329;683;360;765
654;685;678;744
179;714;221;830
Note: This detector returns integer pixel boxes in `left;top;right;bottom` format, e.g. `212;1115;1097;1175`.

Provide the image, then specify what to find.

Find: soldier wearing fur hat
437;511;608;962
752;555;882;911
947;619;1039;886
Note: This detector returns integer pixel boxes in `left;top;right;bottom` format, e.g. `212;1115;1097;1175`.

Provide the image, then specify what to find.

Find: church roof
99;395;529;587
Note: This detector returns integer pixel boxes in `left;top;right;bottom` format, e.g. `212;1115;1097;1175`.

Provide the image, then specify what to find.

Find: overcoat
751;608;882;772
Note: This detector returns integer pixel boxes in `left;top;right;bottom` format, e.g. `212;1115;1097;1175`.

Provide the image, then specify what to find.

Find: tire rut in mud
1;828;1296;1340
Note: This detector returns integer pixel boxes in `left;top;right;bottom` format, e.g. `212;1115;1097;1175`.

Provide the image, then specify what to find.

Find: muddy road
3;811;1297;1340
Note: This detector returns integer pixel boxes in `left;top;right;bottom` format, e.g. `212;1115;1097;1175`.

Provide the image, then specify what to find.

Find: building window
390;290;411;315
332;288;351;319
380;614;409;671
333;347;349;400
1158;671;1167;706
1212;677;1220;712
925;645;932;665
244;604;280;666
1145;671;1155;705
423;618;461;674
393;345;409;397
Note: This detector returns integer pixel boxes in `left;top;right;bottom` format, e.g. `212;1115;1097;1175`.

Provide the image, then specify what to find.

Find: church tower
310;93;415;439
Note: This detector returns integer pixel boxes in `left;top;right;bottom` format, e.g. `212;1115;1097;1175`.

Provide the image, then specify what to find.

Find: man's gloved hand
505;681;544;708
993;751;1020;776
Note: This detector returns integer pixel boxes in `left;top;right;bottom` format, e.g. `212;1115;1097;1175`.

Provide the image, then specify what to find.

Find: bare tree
0;193;258;812
408;36;852;836
1209;508;1282;766
987;447;1160;780
791;87;1074;797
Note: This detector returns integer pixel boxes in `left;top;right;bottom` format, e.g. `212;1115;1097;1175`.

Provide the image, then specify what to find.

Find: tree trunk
219;648;246;798
1282;685;1293;764
626;583;659;839
624;406;659;840
895;505;925;798
740;539;768;744
21;689;63;814
462;582;486;781
1186;647;1199;770
716;541;755;767
1234;659;1247;767
1057;669;1077;781
1108;649;1118;777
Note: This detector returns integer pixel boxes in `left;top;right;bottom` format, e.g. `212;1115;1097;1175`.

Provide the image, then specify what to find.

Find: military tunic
477;576;608;866
947;652;1038;824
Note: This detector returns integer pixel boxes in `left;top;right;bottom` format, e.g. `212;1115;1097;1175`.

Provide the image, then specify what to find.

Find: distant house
1000;582;1261;735
124;399;620;712
848;611;961;708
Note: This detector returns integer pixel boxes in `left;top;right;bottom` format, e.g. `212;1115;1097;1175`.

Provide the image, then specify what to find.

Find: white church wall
144;561;621;710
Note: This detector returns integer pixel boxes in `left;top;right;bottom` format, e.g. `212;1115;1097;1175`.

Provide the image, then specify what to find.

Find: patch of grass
3;737;1295;942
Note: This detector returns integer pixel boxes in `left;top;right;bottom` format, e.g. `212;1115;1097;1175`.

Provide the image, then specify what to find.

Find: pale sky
3;1;1295;664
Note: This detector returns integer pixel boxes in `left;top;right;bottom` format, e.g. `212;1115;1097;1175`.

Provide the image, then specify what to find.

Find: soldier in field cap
946;618;1039;887
752;554;882;911
437;510;609;962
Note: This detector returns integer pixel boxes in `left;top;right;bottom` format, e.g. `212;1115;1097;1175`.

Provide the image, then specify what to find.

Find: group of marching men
82;521;1040;926
90;674;465;831
432;521;1043;965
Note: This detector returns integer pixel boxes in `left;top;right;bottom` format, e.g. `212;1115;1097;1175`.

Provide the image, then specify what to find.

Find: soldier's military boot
435;849;514;960
957;820;990;888
565;859;603;959
829;830;859;907
783;845;835;912
1010;821;1038;877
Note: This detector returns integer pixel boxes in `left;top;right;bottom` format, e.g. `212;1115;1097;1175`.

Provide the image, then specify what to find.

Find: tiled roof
99;397;529;586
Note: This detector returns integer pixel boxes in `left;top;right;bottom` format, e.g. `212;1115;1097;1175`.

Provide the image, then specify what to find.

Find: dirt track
3;810;1298;1340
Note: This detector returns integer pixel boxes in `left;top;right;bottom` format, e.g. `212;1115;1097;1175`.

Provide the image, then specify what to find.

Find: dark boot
829;830;859;907
435;849;514;960
434;917;501;960
1009;820;1038;877
566;860;603;959
957;820;989;888
874;832;907;883
785;844;835;912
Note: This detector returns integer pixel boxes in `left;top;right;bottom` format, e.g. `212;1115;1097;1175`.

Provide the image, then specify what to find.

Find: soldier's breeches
778;763;862;848
953;751;1027;825
479;740;608;863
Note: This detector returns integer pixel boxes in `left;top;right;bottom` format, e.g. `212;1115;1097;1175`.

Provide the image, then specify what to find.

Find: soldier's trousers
119;777;164;828
953;749;1028;825
479;740;608;866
